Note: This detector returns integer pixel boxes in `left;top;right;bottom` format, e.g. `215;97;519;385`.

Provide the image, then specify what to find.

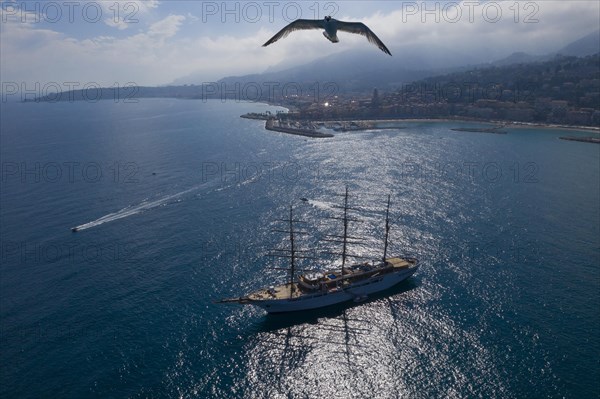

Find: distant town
273;54;600;128
30;53;600;129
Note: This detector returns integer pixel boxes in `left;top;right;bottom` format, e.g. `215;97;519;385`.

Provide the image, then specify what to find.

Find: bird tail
322;32;339;43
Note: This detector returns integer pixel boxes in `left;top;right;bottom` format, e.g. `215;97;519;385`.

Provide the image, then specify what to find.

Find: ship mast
288;205;296;299
322;186;368;290
325;186;350;283
382;194;390;264
341;186;349;275
268;205;311;300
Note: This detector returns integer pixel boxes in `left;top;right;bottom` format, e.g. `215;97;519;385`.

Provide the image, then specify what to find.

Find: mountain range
32;30;599;102
184;29;599;93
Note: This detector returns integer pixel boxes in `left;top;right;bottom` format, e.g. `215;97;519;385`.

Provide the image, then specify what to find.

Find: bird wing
336;21;392;56
263;19;325;47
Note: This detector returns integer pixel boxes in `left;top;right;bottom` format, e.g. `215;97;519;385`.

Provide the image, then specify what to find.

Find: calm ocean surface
1;99;598;398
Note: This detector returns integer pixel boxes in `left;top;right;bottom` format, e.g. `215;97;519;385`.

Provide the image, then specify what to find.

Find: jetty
265;118;333;138
240;112;271;121
326;121;407;132
559;136;600;144
450;125;507;134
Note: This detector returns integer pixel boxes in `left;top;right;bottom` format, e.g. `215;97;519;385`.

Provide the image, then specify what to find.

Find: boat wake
71;163;292;232
307;200;336;211
72;186;201;232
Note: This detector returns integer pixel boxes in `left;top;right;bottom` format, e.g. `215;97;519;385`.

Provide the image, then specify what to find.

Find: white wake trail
72;186;201;231
71;164;278;232
307;200;337;211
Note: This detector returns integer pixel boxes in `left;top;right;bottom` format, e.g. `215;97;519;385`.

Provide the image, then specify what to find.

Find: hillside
329;54;600;126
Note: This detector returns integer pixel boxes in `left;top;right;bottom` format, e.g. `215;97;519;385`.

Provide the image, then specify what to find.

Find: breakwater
265;119;334;138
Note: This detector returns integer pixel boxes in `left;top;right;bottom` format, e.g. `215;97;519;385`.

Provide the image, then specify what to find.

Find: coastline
243;103;600;136
502;122;600;133
315;117;600;134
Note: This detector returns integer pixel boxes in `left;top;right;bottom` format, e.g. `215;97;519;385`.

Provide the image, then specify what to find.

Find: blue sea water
0;98;598;398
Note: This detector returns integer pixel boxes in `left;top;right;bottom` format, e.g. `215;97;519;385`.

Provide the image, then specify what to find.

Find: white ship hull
248;266;417;313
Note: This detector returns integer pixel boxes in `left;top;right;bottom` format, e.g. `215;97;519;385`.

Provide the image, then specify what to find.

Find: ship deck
246;257;416;302
248;283;301;300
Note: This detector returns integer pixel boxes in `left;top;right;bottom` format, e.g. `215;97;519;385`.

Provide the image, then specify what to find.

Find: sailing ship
218;188;419;313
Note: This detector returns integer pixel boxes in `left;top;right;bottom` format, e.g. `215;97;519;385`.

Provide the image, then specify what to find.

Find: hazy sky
1;0;599;89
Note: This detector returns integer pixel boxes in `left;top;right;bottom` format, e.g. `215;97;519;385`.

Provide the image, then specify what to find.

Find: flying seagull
263;16;392;56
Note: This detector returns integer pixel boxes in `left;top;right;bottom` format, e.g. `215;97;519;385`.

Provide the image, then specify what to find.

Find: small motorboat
71;227;79;232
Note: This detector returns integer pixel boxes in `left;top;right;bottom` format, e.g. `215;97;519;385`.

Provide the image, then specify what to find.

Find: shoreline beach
314;118;600;134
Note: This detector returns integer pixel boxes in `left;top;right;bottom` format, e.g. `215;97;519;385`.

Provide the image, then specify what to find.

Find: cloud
104;17;129;31
345;1;600;58
0;11;189;87
186;12;199;23
95;0;160;30
148;14;185;38
1;1;598;88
